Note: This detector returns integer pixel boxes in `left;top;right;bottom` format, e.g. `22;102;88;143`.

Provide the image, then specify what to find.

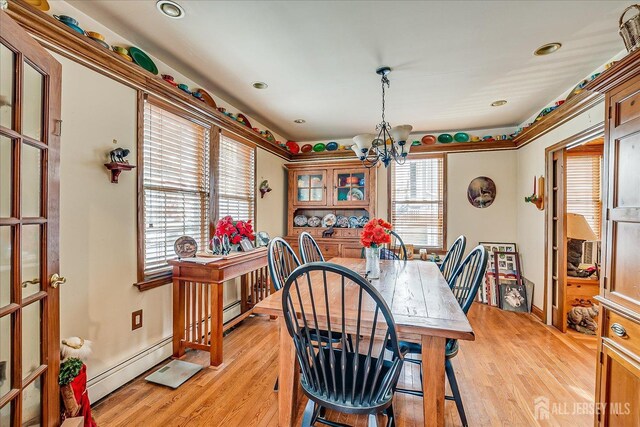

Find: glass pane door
0;11;62;425
334;170;367;205
294;171;326;206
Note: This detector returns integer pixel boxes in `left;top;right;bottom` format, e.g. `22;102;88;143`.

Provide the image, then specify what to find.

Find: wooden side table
169;247;271;367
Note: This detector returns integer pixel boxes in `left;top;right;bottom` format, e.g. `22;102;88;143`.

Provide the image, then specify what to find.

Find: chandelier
352;66;413;167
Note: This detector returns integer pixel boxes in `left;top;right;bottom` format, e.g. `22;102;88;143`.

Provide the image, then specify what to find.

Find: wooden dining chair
282;262;404;427
393;245;487;427
360;230;408;260
268;237;301;291
440;235;466;283
299;231;325;263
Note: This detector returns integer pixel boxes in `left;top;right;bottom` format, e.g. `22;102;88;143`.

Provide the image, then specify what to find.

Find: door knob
50;273;67;288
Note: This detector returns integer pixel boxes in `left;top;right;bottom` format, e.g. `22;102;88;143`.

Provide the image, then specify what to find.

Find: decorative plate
421;135;436;145
336;215;349;228
62;22;85;35
174;236;197;258
294;215;308;227
115;52;133;62
348;216;360;228
347;187;364;201
236;114;252;128
286;141;300;154
263;130;275;141
326;141;339;151
256;231;270;247
26;0;51;11
196;89;217;109
129;47;159;75
312;143;326;152
89;37;110;50
358;216;370;227
322;213;337;228
438;133;453;143
307;216;321;227
454;132;470;143
301;144;313;153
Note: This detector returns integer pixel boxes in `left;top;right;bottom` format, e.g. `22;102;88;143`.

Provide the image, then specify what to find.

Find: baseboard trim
89;301;242;403
531;304;544;322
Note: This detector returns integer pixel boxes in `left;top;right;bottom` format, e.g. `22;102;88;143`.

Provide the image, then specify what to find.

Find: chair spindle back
299;232;325;263
440;235;467;283
268;237;301;291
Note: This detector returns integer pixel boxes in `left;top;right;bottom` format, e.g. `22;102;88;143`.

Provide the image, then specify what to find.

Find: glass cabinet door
294;170;326;205
334;169;368;205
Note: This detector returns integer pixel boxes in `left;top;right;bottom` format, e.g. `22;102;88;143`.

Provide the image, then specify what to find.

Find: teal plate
89;37;110;50
62;22;85;35
129;47;158;75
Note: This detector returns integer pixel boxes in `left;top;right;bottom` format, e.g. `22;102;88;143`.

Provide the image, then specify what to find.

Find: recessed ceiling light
252;81;268;89
294;119;306;124
534;42;562;56
491;100;508;107
156;0;185;19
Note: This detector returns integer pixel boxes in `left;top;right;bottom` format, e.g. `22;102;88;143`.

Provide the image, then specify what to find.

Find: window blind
218;134;255;224
143;100;210;277
566;153;602;239
391;155;445;248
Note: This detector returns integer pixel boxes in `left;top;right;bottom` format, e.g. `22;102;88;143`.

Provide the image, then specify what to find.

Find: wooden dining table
252;257;475;427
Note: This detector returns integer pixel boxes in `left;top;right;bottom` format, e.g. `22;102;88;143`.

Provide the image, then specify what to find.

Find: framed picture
499;282;528;312
239;237;255;252
477;242;518;304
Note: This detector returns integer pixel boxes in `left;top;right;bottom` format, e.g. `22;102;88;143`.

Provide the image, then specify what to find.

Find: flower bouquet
213;216;255;251
360;218;392;278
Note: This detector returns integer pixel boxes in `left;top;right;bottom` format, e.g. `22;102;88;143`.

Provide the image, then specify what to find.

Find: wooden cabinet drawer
318;243;340;258
342;246;363;259
605;309;640;357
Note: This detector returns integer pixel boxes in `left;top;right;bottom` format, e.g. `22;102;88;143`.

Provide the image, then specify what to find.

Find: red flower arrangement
360;218;392;248
214;216;255;245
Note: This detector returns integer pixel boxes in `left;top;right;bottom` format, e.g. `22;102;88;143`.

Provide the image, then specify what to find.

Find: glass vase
365;246;381;279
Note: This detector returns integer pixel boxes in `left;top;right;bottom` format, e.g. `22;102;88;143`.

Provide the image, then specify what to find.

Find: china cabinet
285;160;377;258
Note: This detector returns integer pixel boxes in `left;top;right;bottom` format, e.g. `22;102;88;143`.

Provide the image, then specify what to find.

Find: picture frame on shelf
239;237;255;252
477;242;517;305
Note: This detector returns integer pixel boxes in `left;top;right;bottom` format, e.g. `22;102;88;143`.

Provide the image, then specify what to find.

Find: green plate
437;133;453;143
129;47;158;75
312;143;326;152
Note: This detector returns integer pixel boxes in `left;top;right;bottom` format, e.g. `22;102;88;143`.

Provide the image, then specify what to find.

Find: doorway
545;126;604;338
1;10;62;426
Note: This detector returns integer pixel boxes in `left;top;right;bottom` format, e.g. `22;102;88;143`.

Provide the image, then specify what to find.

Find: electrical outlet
132;310;143;330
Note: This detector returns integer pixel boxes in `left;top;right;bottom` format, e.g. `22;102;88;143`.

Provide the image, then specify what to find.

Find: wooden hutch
588;48;640;426
284;160;377;258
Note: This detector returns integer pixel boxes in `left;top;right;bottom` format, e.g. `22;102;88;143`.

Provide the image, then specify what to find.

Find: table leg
210;283;224;367
422;335;446;427
172;277;185;358
278;316;298;426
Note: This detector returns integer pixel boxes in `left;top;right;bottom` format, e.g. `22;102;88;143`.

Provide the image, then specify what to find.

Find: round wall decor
467;176;497;208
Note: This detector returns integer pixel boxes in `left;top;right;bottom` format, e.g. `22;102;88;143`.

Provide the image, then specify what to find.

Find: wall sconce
524;175;544;210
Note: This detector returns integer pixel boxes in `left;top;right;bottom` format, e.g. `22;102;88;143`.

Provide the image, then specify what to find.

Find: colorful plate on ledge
129;47;158;75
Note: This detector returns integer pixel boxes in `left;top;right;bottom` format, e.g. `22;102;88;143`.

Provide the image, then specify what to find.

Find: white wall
52;51;287;402
376;150;518;254
447;150;518;250
516;102;605;311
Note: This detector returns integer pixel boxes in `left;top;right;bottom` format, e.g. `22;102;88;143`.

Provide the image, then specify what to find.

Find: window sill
134;274;172;292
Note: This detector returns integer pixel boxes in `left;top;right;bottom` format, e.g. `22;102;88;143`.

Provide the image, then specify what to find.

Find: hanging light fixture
352;67;412;167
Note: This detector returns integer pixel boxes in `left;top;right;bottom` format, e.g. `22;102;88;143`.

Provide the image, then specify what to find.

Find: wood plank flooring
92;303;598;426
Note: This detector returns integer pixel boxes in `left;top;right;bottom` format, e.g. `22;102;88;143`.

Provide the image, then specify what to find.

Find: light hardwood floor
92;303;597;426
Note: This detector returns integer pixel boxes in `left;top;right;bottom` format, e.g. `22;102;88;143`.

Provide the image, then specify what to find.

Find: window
217;133;255;224
390;154;445;249
566;152;602;239
141;99;211;279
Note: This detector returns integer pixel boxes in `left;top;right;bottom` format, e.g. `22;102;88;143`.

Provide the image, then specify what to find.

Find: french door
1;10;62;427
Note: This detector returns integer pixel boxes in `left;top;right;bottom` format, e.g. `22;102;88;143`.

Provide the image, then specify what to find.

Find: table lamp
566;213;597;277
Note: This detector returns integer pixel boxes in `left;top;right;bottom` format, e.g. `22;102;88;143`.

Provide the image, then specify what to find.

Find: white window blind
566;153;602;239
143;100;210;277
218;134;255;223
391;155;445;248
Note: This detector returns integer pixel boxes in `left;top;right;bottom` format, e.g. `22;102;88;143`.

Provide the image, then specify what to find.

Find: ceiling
68;0;628;142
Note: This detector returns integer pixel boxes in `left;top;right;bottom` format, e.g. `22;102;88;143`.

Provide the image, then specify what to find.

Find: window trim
387;153;447;252
135;93;259;291
135;93;214;290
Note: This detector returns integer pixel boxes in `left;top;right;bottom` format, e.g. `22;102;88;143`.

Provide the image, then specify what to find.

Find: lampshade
350;144;366;160
390;125;413;145
567;213;597;241
352;134;374;154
